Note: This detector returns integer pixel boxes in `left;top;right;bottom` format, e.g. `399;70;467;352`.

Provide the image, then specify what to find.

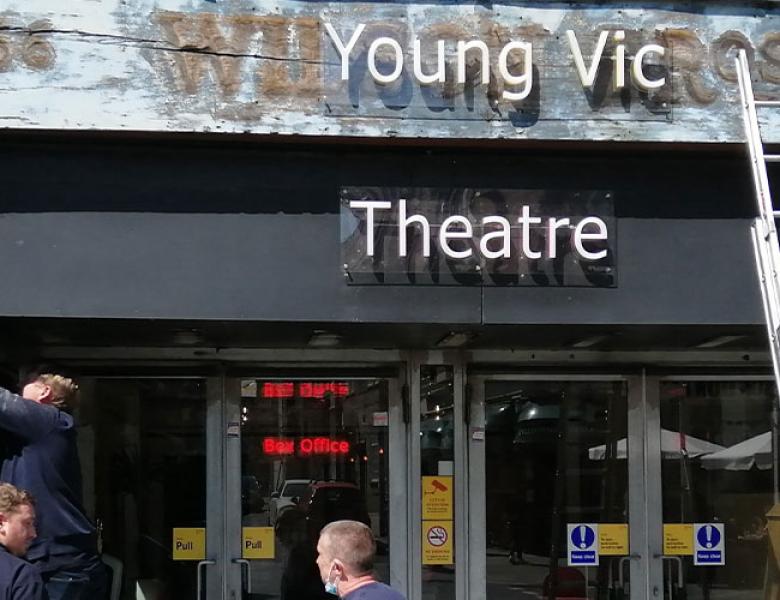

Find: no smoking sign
427;526;448;546
422;520;453;565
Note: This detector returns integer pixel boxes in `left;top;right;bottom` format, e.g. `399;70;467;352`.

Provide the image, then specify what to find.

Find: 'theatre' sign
341;187;616;286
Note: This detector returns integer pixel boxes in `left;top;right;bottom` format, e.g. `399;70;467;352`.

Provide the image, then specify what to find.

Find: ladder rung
756;101;780;108
766;155;780;163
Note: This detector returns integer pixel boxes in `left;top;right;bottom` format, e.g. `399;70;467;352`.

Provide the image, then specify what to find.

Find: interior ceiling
0;317;768;357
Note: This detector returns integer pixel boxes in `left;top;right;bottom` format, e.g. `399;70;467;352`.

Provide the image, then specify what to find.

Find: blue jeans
44;560;108;600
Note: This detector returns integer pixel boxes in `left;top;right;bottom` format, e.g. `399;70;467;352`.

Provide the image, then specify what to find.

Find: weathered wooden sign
1;1;780;143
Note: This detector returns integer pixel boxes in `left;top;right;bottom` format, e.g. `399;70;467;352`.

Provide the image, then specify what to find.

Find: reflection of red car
298;481;371;540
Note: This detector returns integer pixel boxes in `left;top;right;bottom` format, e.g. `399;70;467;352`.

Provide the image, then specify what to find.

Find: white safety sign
694;523;725;566
567;523;599;566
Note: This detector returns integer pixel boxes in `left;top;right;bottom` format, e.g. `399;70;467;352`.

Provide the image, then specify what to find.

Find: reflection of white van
269;479;311;525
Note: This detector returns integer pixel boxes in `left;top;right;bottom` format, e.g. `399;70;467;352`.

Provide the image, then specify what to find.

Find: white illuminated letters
398;199;431;258
325;23;668;105
325;23;366;81
498;42;533;101
368;37;404;84
324;22;535;97
349;200;391;256
566;29;667;91
413;39;446;84
439;216;473;259
632;44;666;90
567;30;609;90
574;217;609;260
352;200;611;262
480;216;511;259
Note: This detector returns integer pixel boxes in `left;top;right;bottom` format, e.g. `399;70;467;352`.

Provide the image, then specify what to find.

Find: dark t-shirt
343;582;405;600
0;545;49;600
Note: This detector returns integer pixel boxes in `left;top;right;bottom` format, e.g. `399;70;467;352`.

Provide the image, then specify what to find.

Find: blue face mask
324;564;339;596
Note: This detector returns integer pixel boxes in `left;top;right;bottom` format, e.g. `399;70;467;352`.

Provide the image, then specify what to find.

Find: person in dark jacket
0;482;48;600
0;370;105;600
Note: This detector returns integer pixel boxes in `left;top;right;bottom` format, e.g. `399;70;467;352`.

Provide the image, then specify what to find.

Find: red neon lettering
262;438;294;455
299;382;313;398
262;382;295;398
265;437;351;456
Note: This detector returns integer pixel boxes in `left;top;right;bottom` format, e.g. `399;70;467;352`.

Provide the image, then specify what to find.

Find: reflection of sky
340;207;360;243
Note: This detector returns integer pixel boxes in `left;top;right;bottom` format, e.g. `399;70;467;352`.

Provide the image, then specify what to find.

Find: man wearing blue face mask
315;520;405;600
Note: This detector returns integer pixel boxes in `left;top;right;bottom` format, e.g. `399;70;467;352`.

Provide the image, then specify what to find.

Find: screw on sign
427;526;448;547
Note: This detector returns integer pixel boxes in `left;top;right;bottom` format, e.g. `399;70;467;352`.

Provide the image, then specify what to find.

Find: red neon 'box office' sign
262;437;350;456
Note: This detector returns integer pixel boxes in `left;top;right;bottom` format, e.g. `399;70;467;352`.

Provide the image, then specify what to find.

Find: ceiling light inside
172;329;204;346
436;331;474;348
570;335;610;349
308;330;342;348
696;335;747;349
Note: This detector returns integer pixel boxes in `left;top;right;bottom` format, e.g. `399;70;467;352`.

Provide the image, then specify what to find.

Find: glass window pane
661;380;776;599
483;380;628;600
239;378;390;600
89;379;207;600
421;366;455;600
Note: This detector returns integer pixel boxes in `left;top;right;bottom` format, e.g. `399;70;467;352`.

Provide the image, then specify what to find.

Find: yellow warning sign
422;520;453;565
172;528;206;561
422;476;453;520
598;524;629;555
664;524;694;555
242;527;275;559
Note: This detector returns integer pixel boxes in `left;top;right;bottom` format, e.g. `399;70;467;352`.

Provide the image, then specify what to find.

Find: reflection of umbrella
700;432;773;471
588;429;725;460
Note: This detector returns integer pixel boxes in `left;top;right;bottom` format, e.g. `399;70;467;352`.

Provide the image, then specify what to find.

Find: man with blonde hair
0;367;105;599
316;520;405;599
0;482;48;599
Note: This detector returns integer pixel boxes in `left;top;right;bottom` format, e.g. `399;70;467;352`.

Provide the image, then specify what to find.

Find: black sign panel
340;187;616;287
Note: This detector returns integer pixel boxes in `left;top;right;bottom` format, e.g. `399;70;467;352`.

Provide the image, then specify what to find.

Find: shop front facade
1;2;780;600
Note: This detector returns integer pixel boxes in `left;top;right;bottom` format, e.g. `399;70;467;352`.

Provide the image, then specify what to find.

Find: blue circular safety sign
570;525;596;549
696;525;721;549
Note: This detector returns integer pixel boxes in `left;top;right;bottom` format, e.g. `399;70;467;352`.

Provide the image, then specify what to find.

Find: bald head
319;520;376;575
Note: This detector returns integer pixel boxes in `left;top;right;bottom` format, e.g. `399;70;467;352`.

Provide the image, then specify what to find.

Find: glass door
80;377;224;599
224;374;408;600
468;375;633;600
656;377;777;600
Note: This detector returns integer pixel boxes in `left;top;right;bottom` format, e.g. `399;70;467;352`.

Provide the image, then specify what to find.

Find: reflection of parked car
269;479;311;525
298;481;371;540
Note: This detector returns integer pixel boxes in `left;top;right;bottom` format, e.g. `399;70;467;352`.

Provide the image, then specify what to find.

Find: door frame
647;373;775;599
466;373;650;600
221;367;409;599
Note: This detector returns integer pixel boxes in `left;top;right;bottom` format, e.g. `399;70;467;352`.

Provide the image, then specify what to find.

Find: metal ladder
736;48;780;394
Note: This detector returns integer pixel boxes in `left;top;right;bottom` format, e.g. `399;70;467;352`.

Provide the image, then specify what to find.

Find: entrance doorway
468;376;631;600
78;370;408;600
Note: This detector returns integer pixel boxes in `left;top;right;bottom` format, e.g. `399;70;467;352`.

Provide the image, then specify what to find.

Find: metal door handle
662;555;684;589
617;554;641;589
197;560;216;600
233;558;253;594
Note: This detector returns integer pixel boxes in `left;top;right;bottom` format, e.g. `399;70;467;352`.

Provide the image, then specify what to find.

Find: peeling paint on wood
1;1;780;143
